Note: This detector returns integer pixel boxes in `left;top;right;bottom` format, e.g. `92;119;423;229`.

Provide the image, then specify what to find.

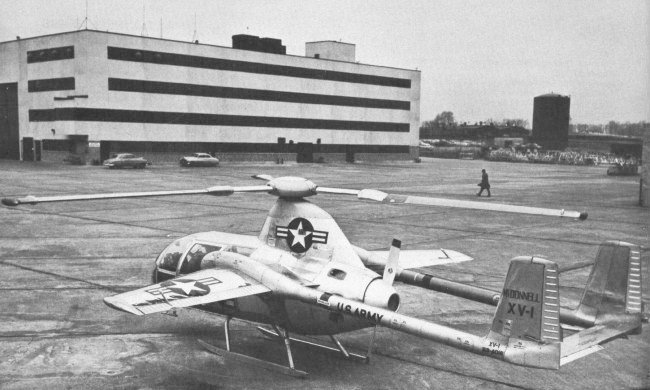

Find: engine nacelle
312;261;400;312
364;278;401;311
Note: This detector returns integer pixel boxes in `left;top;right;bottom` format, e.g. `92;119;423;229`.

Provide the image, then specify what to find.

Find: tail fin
490;256;562;343
574;241;643;323
560;241;643;365
487;257;561;369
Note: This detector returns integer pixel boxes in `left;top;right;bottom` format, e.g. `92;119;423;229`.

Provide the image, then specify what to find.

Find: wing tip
103;296;144;315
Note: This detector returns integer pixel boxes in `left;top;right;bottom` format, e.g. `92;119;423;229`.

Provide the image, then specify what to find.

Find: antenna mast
78;0;89;30
191;13;198;43
141;1;148;36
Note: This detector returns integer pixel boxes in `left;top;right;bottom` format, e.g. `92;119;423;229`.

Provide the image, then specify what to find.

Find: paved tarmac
0;157;648;389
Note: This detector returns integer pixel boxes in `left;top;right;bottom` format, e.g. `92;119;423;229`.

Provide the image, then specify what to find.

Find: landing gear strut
257;325;377;364
198;317;308;378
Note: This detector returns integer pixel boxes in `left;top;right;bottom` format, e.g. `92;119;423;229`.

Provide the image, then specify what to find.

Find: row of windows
108;78;410;110
41;140;410;154
107;46;412;88
28;77;75;92
24;44;412;90
29;108;410;132
27;46;74;63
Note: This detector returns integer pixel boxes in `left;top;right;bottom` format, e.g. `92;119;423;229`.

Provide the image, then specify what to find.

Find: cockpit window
159;251;182;272
179;243;221;274
155;236;194;273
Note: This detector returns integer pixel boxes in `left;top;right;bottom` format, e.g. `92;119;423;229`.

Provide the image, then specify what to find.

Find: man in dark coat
477;169;491;197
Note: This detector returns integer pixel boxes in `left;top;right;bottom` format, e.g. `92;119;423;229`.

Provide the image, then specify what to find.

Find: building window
27;46;74;63
28;77;75;92
107;46;411;88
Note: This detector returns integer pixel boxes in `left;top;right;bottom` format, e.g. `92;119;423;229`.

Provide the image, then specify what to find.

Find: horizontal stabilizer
560;344;603;366
560;320;638;366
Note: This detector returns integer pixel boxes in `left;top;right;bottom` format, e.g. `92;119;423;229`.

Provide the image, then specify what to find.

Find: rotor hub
268;177;318;198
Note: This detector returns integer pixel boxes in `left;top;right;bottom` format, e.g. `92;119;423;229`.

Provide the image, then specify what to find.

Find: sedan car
103;153;149;169
179;153;220;167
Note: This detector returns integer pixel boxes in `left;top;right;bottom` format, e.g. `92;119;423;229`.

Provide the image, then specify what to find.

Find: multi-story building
0;30;421;164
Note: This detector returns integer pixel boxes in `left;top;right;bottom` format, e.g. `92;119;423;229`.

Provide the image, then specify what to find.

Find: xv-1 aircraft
2;175;644;377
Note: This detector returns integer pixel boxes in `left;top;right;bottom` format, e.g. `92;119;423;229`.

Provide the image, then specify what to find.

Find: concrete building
0;30;421;164
568;134;643;157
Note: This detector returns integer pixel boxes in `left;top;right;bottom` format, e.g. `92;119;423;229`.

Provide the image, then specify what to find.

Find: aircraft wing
368;248;473;269
104;268;270;315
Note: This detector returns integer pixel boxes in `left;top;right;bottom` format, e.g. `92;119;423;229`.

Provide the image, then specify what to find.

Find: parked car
103;153;149;169
180;153;220;167
607;162;639;176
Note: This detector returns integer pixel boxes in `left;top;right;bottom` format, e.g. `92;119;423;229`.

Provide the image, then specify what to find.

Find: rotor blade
389;194;587;219
1;185;271;206
316;187;360;196
321;187;587;220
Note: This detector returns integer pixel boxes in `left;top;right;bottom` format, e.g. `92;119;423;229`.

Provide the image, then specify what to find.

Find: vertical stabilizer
560;241;643;365
570;241;643;326
487;256;561;369
490;256;561;343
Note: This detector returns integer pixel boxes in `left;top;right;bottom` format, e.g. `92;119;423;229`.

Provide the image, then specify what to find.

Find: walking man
477;169;491;197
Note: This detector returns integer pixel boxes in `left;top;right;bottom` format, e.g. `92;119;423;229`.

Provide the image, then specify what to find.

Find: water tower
532;94;570;150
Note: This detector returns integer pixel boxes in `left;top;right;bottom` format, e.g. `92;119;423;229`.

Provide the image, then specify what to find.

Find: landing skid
198;317;307;378
197;339;307;378
257;326;371;363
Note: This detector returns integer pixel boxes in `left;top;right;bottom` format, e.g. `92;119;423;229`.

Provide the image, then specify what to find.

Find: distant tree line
570;121;648;137
422;111;648;139
420;111;529;138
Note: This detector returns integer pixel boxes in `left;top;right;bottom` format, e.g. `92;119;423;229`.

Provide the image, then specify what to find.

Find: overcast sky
1;0;647;125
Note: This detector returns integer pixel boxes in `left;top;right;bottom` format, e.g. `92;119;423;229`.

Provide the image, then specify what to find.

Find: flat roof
306;40;355;46
2;29;418;72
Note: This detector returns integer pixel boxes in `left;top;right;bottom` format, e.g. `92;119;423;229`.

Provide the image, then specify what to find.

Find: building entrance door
100;141;112;162
0;83;19;160
296;142;313;163
22;137;34;161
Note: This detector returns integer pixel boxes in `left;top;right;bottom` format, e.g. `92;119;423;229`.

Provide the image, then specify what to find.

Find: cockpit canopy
154;236;222;281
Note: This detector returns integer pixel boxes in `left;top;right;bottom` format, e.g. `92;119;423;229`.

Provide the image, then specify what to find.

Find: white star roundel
275;218;328;253
160;279;210;296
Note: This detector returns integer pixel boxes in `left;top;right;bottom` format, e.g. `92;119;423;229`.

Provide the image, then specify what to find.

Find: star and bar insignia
146;276;222;298
276;217;328;253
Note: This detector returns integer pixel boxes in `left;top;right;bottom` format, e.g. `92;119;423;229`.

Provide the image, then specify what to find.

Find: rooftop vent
232;34;286;55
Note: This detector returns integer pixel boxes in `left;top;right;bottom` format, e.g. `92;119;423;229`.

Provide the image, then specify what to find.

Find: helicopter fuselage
152;233;396;335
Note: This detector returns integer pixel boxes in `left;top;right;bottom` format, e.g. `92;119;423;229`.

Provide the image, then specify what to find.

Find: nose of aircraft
364;278;400;312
